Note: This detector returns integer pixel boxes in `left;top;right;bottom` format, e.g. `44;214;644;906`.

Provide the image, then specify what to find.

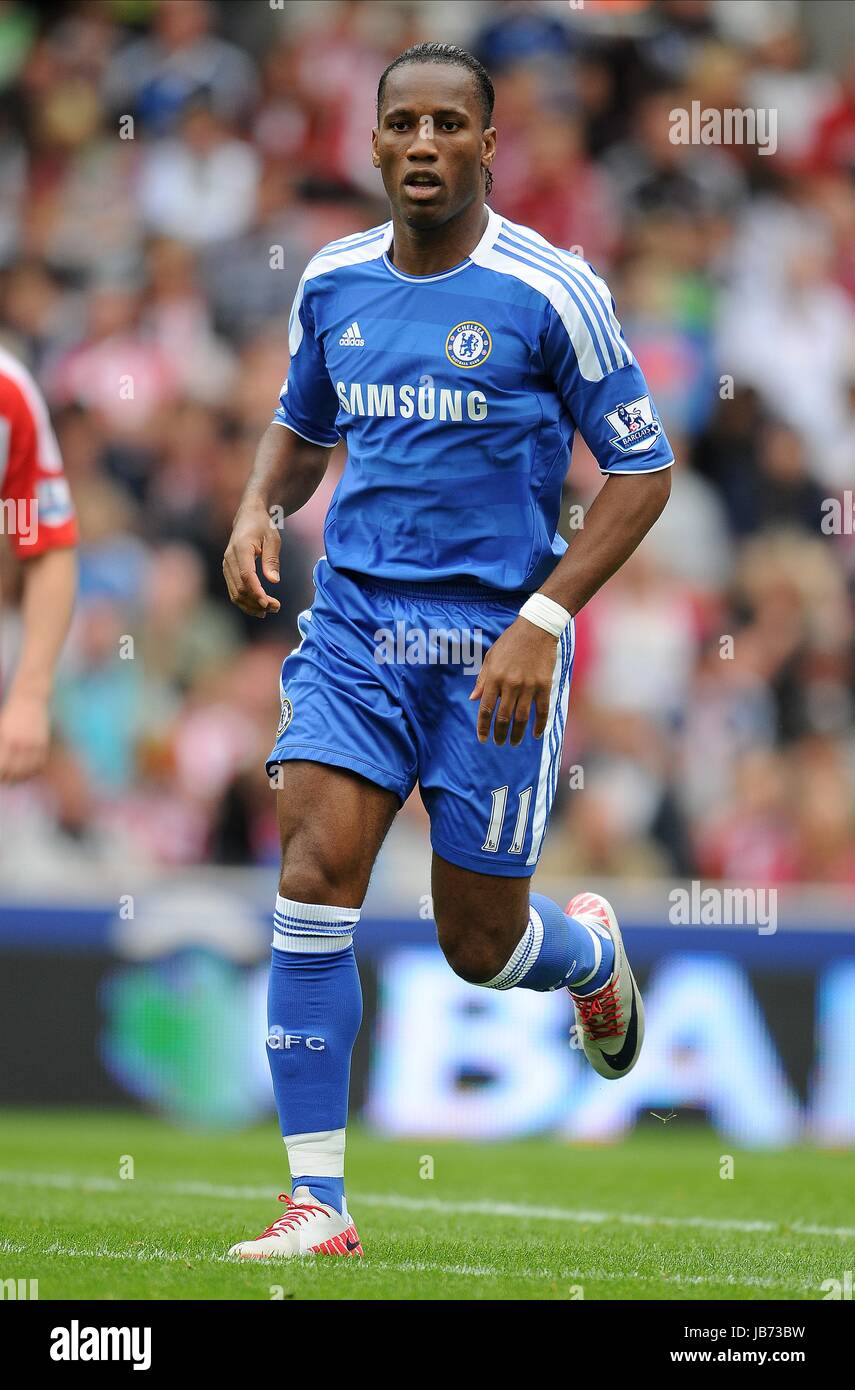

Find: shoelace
572;978;624;1041
256;1193;327;1239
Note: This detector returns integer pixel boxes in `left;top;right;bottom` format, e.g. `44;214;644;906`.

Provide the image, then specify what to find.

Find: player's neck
388;202;489;277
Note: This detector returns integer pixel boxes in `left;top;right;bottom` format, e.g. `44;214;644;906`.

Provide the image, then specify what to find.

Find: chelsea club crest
277;695;294;736
445;321;492;369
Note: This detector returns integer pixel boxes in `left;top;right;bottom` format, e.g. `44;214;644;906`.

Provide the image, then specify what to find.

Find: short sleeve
0;368;77;558
542;263;674;476
272;281;340;447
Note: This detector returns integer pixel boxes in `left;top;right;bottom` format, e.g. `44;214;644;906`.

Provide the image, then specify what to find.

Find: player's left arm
539;468;671;618
472;273;673;747
471;472;670;746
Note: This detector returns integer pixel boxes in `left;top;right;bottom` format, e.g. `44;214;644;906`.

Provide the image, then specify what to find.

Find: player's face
372;64;496;227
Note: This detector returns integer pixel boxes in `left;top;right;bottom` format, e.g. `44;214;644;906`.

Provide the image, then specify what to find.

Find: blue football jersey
274;207;673;592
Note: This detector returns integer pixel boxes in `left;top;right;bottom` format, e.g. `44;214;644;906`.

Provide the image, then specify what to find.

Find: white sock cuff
272;895;360;953
284;1128;346;1178
483;907;545;990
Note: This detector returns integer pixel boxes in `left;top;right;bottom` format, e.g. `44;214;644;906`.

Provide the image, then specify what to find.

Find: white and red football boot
565;891;645;1080
228;1188;363;1260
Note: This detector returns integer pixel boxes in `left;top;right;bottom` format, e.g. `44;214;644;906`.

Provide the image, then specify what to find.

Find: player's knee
279;840;366;907
439;930;510;986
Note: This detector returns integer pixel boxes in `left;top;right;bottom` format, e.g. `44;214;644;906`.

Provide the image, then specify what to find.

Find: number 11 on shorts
482;785;533;855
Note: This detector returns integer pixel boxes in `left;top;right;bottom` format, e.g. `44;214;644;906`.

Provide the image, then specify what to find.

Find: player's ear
371;128;380;167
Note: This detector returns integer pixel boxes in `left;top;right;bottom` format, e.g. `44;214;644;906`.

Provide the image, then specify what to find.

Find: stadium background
1;0;854;1150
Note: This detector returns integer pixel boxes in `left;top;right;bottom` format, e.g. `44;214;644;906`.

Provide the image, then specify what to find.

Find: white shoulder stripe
289;228;392;355
475;242;612;382
496;222;630;374
315;222;392;259
551;254;631;371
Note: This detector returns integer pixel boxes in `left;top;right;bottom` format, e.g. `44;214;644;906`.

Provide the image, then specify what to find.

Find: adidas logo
339;321;365;347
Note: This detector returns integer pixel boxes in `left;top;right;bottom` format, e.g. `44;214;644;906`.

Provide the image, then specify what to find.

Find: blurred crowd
1;0;854;887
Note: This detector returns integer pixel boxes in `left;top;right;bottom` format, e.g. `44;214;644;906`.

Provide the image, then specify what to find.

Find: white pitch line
0;1169;852;1241
0;1237;819;1293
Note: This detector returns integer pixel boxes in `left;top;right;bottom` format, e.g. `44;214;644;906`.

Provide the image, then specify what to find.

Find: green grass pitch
1;1110;853;1300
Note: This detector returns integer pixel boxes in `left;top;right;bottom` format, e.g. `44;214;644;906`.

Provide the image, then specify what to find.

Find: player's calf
433;860;643;1079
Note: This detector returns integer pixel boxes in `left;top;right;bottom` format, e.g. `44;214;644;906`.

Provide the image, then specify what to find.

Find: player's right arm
223;423;331;617
223;273;340;618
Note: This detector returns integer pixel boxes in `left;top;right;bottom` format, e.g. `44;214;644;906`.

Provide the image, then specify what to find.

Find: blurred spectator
47;279;175;433
102;0;259;135
810;43;855;176
143;234;237;402
717;221;855;477
494;111;618;264
138;94;260;245
603;84;746;226
137;542;242;692
473;0;575;76
0;104;28;265
200;164;313;345
745;23;837;167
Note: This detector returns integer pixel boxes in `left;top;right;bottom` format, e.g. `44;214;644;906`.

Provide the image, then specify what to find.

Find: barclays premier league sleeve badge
604;396;662;453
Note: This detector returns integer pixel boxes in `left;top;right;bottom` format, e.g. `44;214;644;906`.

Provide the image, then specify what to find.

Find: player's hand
0;691;50;782
223;500;282;618
470;617;557;746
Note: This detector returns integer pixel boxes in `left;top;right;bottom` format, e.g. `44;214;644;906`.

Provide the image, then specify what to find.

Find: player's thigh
421;623;573;977
276;760;399;907
431;852;531;981
267;558;417;905
421;623;573;875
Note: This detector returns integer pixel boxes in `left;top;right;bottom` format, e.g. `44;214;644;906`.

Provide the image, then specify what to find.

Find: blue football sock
291;1173;344;1212
267;897;363;1216
483;892;615;994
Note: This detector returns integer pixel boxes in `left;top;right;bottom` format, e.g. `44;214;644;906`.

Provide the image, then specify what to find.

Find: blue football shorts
267;558;574;877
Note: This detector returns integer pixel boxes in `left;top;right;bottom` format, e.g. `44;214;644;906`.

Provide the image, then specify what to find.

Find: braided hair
377;42;495;197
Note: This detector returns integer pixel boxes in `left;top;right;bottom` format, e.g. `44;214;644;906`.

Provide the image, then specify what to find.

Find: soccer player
0;347;77;782
223;43;672;1259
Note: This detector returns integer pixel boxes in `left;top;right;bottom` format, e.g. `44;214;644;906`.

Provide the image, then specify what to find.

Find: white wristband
519;593;571;639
